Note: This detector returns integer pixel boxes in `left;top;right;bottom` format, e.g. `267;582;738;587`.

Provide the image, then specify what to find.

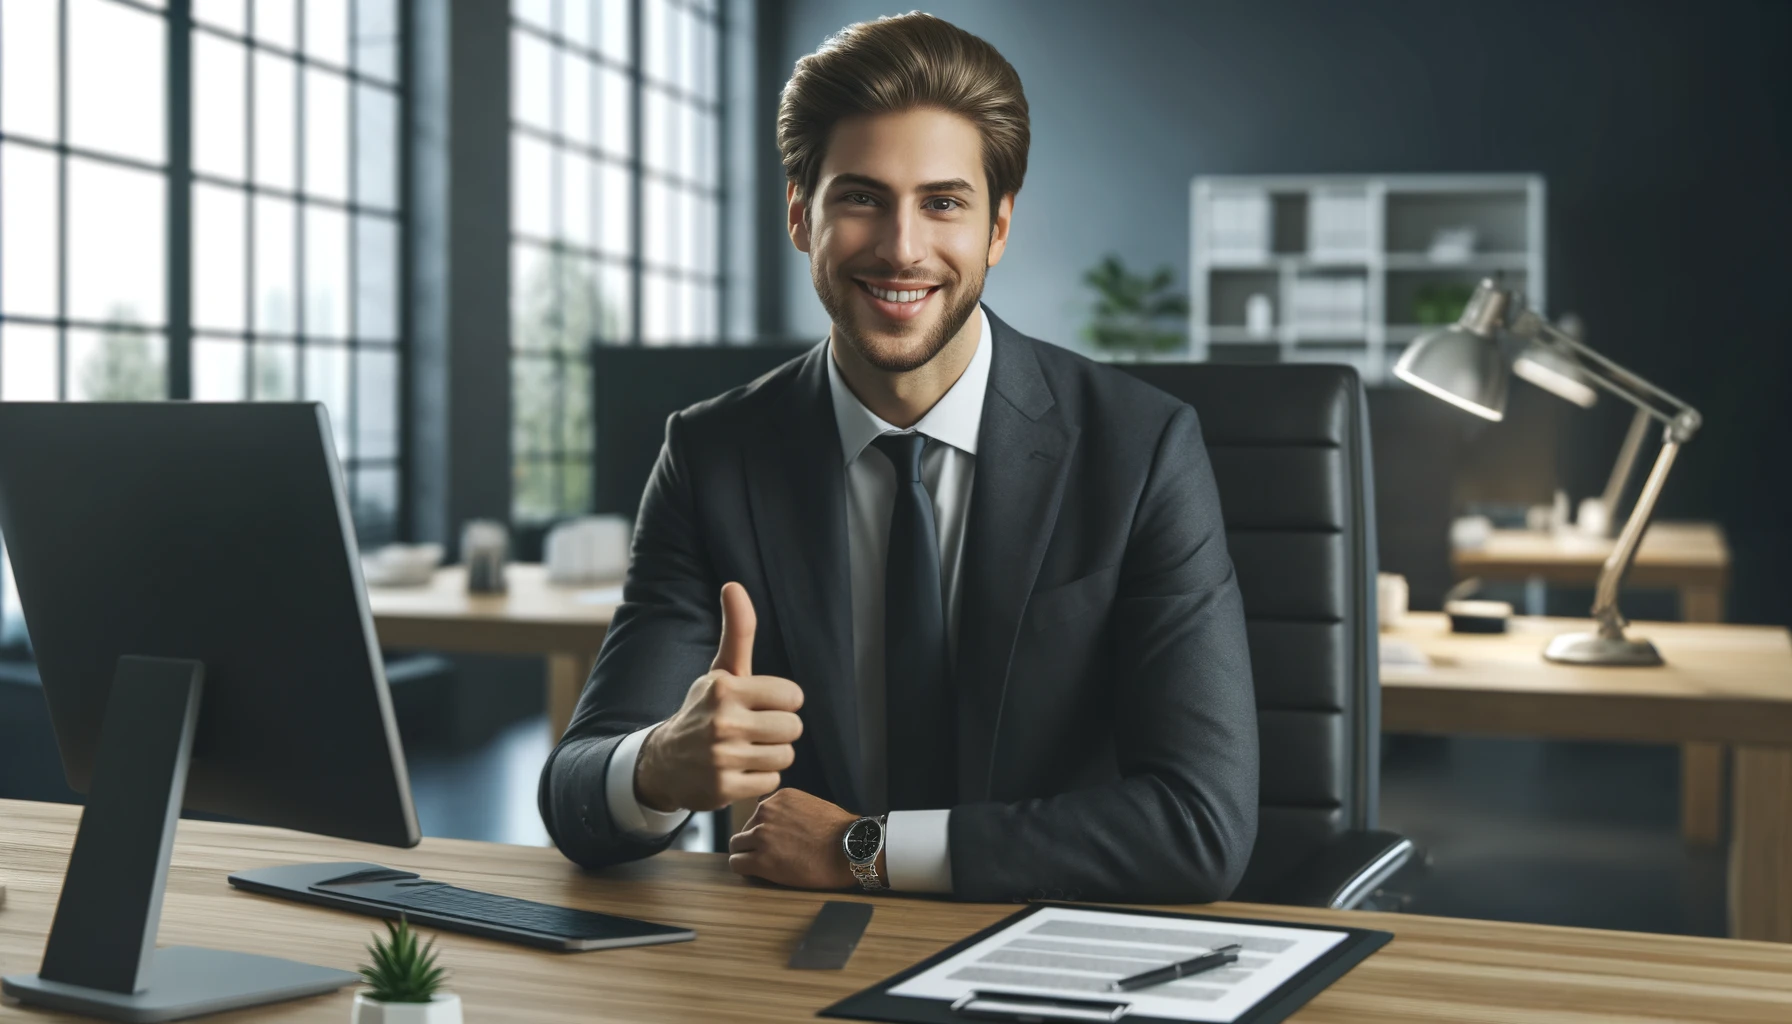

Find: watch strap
848;858;886;891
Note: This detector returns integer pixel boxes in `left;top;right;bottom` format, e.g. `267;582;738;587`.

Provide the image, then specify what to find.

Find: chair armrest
1264;829;1413;910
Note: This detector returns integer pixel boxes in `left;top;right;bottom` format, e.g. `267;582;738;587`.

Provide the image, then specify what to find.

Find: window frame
508;0;728;525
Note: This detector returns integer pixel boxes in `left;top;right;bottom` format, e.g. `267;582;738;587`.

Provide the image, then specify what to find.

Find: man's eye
926;197;962;211
844;193;877;206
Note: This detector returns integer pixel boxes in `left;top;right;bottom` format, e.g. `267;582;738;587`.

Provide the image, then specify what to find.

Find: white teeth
866;284;932;304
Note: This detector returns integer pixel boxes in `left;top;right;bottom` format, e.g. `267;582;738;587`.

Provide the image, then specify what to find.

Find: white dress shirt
603;305;992;894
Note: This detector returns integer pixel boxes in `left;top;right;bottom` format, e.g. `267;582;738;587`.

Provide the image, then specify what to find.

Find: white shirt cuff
604;724;692;840
884;809;953;893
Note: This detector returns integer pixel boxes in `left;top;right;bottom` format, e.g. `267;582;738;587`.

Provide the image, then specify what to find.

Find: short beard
813;253;986;375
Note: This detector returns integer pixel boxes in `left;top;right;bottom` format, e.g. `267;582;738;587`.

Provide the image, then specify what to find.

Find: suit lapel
743;343;864;811
953;307;1079;801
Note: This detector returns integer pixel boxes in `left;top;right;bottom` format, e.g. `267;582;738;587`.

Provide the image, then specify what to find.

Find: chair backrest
1112;363;1380;899
590;345;814;517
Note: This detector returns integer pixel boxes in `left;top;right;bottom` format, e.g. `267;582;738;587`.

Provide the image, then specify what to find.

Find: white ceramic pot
350;992;462;1024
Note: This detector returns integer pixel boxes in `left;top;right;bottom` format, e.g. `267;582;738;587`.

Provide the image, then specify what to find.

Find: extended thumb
711;582;756;676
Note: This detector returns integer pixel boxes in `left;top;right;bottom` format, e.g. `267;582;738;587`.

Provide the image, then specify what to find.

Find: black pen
1108;943;1243;992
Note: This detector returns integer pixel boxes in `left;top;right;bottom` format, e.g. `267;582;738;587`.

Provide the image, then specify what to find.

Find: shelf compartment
1384;190;1531;256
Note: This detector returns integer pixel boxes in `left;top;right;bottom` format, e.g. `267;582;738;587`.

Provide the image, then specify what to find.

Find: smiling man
539;12;1258;903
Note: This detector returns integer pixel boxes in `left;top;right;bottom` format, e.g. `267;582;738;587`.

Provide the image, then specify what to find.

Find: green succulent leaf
357;915;448;1003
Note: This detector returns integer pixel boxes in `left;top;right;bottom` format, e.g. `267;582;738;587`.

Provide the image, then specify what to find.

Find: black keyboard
230;861;697;951
378;884;628;938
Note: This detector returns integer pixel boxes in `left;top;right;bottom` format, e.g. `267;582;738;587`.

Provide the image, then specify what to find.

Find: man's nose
874;205;924;267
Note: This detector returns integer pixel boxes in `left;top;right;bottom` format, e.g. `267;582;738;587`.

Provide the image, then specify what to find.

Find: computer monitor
0;402;418;1021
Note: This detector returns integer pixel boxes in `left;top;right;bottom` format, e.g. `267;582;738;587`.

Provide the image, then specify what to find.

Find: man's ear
987;192;1015;269
787;181;812;254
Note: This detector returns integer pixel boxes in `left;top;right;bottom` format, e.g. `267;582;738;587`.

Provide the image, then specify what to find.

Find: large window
2;0;171;403
0;0;405;646
509;0;724;521
186;0;404;541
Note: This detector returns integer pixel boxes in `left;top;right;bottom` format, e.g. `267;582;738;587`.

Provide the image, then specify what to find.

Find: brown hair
777;12;1029;226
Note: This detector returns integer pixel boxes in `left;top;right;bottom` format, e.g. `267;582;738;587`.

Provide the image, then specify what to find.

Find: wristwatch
842;815;887;891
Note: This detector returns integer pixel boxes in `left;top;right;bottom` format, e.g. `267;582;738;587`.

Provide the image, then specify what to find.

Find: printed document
888;906;1348;1022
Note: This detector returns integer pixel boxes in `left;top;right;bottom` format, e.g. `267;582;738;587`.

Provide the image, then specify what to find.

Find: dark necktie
870;432;956;811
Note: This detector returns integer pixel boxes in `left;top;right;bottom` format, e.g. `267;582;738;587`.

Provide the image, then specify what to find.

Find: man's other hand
728;788;868;889
633;582;805;812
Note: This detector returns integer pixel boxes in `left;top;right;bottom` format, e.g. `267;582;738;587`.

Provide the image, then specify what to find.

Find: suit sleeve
537;409;724;868
947;403;1260;903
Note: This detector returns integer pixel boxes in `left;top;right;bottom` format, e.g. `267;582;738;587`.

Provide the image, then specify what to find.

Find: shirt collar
826;304;992;466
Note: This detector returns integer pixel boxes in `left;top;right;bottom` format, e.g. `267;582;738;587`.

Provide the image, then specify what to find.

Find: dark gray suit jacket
538;305;1259;903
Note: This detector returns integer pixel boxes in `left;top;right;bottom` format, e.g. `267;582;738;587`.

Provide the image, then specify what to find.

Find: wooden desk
5;800;1792;1023
1449;520;1732;620
366;565;619;742
1450;521;1734;844
1381;612;1792;942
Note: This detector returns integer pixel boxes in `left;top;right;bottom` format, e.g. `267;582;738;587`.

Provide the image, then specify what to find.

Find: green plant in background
1081;254;1189;359
1412;282;1477;325
358;916;447;1003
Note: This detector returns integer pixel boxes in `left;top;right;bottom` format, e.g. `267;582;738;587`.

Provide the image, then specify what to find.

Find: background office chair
590;347;1411;908
1114;363;1411;909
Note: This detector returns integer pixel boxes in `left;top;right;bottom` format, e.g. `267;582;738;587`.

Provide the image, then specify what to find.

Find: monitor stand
1;656;355;1022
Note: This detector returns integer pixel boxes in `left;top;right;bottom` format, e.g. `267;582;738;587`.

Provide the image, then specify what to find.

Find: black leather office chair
1115;362;1412;909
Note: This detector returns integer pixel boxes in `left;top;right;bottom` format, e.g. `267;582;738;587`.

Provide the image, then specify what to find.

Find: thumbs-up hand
635;582;805;813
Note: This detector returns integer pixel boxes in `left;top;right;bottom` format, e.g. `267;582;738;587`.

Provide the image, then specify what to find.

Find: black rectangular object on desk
229;862;695;952
790;901;875;969
819;903;1390;1024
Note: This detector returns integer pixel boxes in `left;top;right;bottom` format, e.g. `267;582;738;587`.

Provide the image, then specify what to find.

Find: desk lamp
1392;278;1702;666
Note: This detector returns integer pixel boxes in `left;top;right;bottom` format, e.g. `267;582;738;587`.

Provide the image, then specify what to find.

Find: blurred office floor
405;709;713;854
407;713;554;848
1378;734;1727;937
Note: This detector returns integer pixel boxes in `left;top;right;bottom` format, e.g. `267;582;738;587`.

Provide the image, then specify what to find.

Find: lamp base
1544;631;1664;666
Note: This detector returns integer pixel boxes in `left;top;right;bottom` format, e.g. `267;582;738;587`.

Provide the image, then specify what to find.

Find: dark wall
768;0;1792;625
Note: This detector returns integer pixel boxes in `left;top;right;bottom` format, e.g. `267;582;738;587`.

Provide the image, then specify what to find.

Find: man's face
789;107;1012;373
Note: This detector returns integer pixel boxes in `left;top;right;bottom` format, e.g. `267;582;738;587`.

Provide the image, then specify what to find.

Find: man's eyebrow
827;173;978;196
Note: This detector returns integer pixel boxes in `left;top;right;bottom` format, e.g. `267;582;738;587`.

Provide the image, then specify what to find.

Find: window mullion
716;0;728;342
56;0;69;400
347;0;362;509
294;1;307;401
551;0;565;513
168;0;193;399
243;2;257;398
628;0;643;348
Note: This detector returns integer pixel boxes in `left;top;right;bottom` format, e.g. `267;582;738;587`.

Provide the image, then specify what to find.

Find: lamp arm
1510;310;1702;443
1592;437;1681;637
1503;305;1704;637
1598;408;1653;535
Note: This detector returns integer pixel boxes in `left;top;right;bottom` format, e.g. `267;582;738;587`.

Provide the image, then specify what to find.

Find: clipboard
818;903;1391;1024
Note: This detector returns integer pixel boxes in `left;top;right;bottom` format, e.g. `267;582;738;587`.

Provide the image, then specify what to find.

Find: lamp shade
1392;324;1509;421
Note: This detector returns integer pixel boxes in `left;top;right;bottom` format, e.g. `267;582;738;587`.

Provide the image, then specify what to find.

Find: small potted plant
1081;253;1189;361
351;916;461;1024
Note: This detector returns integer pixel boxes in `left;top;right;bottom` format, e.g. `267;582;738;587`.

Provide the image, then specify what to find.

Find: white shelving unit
1189;174;1546;383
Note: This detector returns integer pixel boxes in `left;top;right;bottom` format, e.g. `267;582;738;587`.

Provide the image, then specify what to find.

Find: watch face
845;818;883;862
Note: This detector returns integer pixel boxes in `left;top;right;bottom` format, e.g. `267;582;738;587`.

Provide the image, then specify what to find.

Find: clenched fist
633;582;805;812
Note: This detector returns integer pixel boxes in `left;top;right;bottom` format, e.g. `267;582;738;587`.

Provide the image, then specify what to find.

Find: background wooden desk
1450;520;1734;844
5;800;1792;1023
366;565;619;742
1381;612;1792;942
1450;520;1732;621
